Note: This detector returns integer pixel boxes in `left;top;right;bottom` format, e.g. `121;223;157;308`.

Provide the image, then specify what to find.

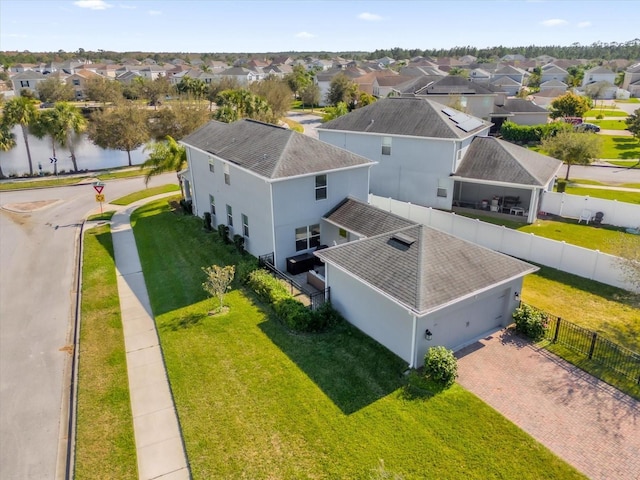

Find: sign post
93;182;106;214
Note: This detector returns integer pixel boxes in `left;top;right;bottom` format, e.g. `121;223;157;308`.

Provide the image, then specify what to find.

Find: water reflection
0;125;147;176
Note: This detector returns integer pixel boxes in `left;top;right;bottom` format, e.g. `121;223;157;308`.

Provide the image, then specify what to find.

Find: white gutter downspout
409;315;417;369
269;181;277;267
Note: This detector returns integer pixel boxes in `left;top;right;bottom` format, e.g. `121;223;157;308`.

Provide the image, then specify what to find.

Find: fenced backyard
258;253;329;310
524;303;640;387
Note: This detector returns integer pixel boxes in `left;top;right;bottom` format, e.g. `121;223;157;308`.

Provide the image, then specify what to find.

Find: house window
73;79;80;86
437;179;448;198
339;228;347;238
224;163;230;185
295;224;320;251
315;174;327;200
208;158;215;173
241;214;249;237
381;137;392;155
226;204;233;227
20;80;28;87
209;194;216;217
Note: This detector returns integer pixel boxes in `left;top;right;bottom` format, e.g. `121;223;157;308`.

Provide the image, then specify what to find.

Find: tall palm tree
3;96;38;175
0;120;17;178
49;102;87;172
141;135;186;186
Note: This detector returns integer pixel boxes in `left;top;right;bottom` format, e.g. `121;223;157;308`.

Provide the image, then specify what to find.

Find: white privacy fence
369;195;638;293
540;192;640;228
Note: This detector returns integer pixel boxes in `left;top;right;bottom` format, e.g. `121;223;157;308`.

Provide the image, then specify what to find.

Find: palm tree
0;121;17;178
50;102;87;171
30;109;60;173
3;96;38;175
141;135;186;186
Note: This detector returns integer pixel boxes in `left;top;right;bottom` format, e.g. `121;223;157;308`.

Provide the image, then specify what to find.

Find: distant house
180;119;374;271
539;79;568;93
66;70;103;100
316;199;536;367
490;98;550;132
214;66;262;85
314;67;366;106
621;62;640;97
10;71;47;97
582;66;617;87
540;65;568;84
318;97;491;211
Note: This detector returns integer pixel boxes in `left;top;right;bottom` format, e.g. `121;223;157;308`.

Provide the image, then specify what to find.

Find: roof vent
391;232;415;247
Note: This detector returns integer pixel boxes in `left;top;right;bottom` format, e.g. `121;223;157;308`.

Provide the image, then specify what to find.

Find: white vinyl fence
540;192;640;229
369;195;638;293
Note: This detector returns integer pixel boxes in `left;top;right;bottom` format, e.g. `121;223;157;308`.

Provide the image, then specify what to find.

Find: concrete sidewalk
110;197;190;480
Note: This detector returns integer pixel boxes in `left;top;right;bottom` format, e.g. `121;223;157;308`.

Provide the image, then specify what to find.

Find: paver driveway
456;329;640;480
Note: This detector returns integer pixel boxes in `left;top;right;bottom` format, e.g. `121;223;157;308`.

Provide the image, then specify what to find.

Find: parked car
574;123;601;133
40;102;54;108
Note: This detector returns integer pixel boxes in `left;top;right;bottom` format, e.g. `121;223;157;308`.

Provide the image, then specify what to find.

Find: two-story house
180;119;374;271
318;97;492;210
621;62;640;97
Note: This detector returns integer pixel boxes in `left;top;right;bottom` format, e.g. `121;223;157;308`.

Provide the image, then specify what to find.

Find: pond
0;125;147;176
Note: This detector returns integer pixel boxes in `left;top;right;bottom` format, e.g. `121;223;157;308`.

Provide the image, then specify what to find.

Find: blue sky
1;0;638;53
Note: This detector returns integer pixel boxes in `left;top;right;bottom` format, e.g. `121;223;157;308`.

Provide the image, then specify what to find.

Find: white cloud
295;31;316;39
577;21;592;28
2;33;27;38
118;4;137;9
73;0;113;10
540;18;568;27
357;12;382;21
148;10;162;15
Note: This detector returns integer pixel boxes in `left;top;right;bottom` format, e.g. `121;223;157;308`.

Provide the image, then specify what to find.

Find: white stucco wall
326;264;414;364
186;148;274;260
271;166;370;270
318;130;486;210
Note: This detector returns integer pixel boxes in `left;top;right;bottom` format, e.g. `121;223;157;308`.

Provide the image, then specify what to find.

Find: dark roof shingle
181;119;373;179
324;198;415;237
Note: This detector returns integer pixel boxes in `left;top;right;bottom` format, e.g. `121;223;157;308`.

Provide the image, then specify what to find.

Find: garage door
432;288;509;351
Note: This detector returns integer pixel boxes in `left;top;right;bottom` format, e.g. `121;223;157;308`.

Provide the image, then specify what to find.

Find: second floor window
209;158;215;173
226;204;233;227
382;137;392;155
315;174;327;200
224;164;230;185
73;79;80;86
242;214;249;237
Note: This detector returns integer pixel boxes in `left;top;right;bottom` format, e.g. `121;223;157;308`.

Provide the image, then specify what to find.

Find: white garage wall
326;264;413;364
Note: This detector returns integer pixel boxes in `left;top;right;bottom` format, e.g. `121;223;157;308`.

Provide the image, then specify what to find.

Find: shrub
203;212;212;231
179;199;193;215
512;304;548;341
310;302;343;331
423;346;458;388
234;256;258;286
233;234;245;254
556;179;567;193
500;121;570;144
217;224;230;243
247;269;291;304
274;298;313;331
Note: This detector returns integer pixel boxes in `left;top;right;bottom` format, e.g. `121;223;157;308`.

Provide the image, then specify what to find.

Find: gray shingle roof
503;99;548;113
324;198;416;237
316;224;537;314
415;75;495;95
454;137;562;186
318;97;490;139
181;119;373;179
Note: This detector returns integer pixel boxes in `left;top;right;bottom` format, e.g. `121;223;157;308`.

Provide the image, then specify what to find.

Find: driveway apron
456;329;640;480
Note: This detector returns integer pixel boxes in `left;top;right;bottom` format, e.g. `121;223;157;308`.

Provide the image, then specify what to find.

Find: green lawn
75;225;137;479
0;176;87;190
606;160;640;169
281;117;304;132
87;210;116;221
110;184;180;205
615;98;640;104
591;119;630;130
598;135;640;159
563;185;640;203
584;109;629;117
129;198;583;479
570;178;640;187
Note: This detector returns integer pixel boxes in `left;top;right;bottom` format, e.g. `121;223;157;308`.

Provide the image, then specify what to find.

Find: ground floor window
295;224;320;251
226;204;233;227
241;214;249;237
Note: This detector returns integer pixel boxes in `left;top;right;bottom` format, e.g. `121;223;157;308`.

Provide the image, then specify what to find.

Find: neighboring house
469;68;492;85
314;67;366;106
180;119;374;272
451;136;562;224
214;66;261;85
539;79;568;92
489;76;521;96
10;71;47;97
539;65;568;84
139;65;167;81
66;70;102;100
316;199;536;367
489;98;550;133
621;62;640;97
372;74;414;98
501;54;526;62
318;97;491;211
115;70;142;85
582;66;617;87
492;64;528;86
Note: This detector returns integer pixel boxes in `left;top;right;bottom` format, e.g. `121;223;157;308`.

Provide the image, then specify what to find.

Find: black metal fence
525;303;640;384
258;253;330;311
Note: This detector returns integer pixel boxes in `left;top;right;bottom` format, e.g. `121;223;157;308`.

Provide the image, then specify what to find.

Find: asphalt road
558;163;640;184
285;111;322;138
0;173;178;480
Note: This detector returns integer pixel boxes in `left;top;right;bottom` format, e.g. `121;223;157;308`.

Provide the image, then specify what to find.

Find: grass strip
131;198;584;479
281;118;304;132
87;211;116;222
0;176;87;190
591;119;630;130
563;186;640;203
75;225;137;479
110;184;180;205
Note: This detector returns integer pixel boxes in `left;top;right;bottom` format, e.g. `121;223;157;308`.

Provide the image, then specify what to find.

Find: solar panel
456;118;485;132
441;107;458;117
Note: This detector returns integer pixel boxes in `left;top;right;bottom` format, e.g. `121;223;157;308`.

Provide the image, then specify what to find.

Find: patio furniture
593;211;604;226
510;207;525;216
578;209;593;224
286;252;316;275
